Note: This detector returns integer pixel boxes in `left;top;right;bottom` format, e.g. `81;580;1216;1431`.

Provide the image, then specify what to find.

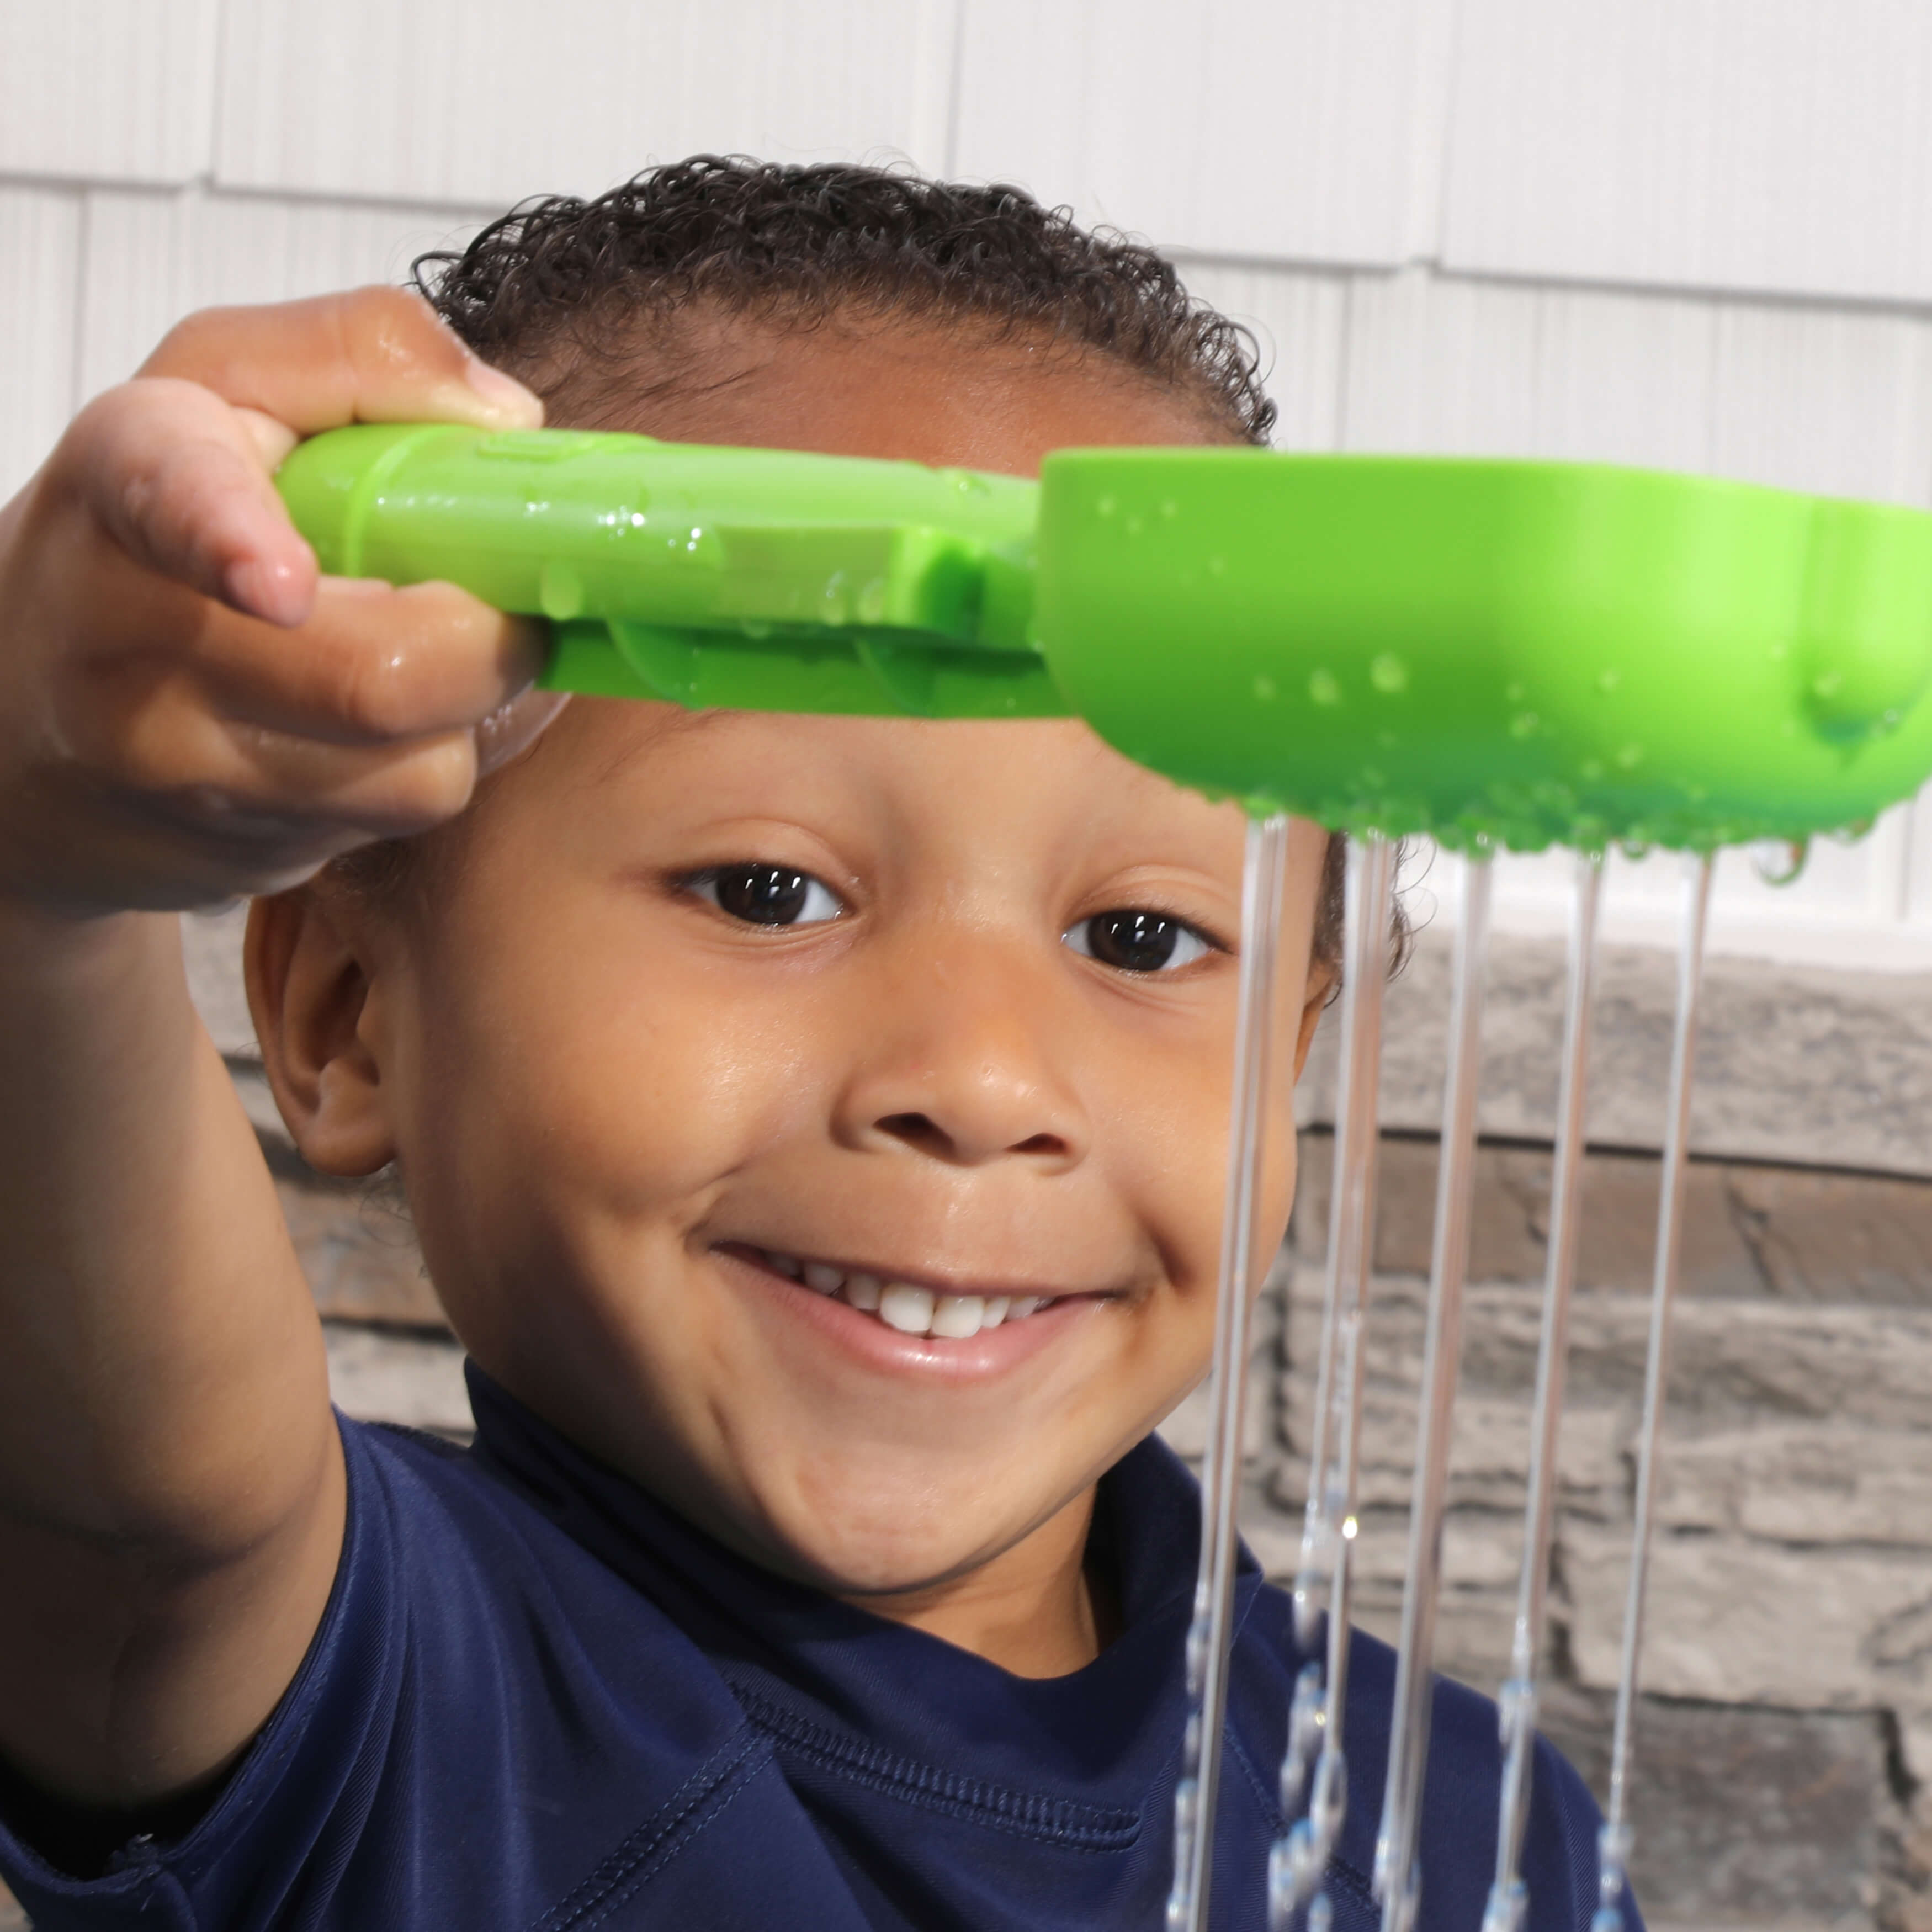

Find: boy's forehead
509;701;1247;874
555;309;1230;473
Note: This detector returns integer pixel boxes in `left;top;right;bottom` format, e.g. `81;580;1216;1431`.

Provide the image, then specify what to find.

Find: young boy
0;160;1620;1930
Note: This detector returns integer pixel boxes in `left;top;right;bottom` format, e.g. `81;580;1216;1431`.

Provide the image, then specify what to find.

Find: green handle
275;422;1054;720
277;424;1932;851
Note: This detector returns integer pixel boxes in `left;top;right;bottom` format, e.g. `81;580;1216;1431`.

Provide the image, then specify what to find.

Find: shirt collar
463;1362;1264;1806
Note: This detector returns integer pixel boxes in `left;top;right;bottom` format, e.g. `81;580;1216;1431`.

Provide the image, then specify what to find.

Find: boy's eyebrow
586;705;744;788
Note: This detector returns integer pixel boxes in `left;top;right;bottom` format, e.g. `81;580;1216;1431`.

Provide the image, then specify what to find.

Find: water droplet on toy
1309;669;1342;707
1096;495;1117;518
1510;712;1540;739
1370;653;1409;694
1597;667;1621;693
1811;671;1844;699
952;470;990;496
1751;837;1809;886
1159;498;1179;520
1615;743;1644;770
820;570;850;623
740;619;773;641
1253;673;1278;700
857;578;889;623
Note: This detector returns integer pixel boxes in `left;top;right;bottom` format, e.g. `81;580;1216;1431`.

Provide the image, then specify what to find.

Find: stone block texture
249;1109;1932;1930
1273;1132;1932;1931
6;914;1925;1931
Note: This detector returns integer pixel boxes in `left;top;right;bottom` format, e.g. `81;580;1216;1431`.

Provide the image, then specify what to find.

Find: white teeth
878;1283;936;1333
929;1293;985;1339
775;1252;1055;1336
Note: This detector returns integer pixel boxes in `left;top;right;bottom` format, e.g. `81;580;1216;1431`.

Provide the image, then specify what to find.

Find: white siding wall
3;0;1929;968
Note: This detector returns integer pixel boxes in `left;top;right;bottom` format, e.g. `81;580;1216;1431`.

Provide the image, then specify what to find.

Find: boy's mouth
734;1245;1061;1340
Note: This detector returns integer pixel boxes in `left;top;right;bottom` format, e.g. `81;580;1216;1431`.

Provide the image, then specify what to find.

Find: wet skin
254;317;1333;1678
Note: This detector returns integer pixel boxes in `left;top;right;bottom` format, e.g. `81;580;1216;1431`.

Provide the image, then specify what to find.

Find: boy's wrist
0;890;176;988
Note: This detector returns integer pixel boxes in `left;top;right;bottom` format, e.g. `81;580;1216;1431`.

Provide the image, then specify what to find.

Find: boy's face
288;317;1330;1638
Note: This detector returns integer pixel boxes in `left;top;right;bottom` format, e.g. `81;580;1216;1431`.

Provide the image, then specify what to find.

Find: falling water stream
1170;835;1715;1932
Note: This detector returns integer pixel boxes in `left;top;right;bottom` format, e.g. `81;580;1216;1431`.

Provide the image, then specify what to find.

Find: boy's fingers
109;687;486;844
68;379;320;628
190;581;547;749
140;287;543;438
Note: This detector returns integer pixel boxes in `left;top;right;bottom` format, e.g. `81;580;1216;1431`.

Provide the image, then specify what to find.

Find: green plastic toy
275;423;1932;850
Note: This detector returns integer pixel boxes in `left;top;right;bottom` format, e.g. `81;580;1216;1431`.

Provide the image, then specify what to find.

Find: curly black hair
413;155;1276;443
373;157;1366;976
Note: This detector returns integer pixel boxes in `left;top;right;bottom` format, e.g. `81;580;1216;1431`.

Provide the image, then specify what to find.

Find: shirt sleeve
0;1411;768;1932
0;1415;438;1931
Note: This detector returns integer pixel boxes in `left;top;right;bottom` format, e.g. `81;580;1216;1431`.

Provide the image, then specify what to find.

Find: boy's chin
748;1477;1088;1605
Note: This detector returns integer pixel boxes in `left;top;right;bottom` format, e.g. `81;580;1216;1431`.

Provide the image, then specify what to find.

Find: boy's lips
712;1242;1115;1379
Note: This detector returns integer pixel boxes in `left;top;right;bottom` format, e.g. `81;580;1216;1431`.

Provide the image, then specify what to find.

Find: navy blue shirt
1;1367;1626;1930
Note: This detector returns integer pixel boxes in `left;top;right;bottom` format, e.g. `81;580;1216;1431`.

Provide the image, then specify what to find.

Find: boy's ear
244;885;398;1178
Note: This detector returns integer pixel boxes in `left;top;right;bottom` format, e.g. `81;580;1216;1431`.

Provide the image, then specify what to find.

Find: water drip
1598;853;1716;1932
1376;855;1495;1932
1271;834;1397;1929
1166;813;1292;1932
1486;852;1605;1930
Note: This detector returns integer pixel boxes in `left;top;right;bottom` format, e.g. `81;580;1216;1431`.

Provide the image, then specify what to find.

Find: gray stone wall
3;919;1930;1931
1171;928;1932;1932
1273;1134;1932;1932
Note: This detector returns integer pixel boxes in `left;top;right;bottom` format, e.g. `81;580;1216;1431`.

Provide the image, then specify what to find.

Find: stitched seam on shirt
1227;1727;1286;1835
1227;1729;1378;1921
527;1728;766;1932
737;1689;1139;1850
567;1763;762;1932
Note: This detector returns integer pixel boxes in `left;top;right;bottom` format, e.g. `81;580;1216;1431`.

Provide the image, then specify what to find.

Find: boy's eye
689;863;845;927
1063;909;1216;974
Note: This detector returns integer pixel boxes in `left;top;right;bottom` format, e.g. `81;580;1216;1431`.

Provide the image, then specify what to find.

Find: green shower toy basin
274;423;1932;852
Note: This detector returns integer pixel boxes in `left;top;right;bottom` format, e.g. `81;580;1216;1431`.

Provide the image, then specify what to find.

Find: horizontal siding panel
0;186;81;501
1442;0;1932;305
1489;810;1913;922
1169;261;1348;449
1336;269;1928;951
1339;270;1717;469
1908;792;1932;926
1709;303;1932;507
1444;830;1928;969
0;0;217;185
1341;269;1932;502
215;0;949;208
952;0;1456;264
77;191;485;402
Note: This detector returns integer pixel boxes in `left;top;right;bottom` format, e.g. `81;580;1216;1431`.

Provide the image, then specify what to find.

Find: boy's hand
0;287;559;916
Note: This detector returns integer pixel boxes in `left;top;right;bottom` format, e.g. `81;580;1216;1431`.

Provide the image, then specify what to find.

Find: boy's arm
0;291;547;1812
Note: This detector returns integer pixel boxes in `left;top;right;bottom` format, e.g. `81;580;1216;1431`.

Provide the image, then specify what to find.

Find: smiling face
257;315;1332;1672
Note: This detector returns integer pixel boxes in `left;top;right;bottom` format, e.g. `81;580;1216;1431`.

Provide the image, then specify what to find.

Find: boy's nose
831;956;1090;1172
